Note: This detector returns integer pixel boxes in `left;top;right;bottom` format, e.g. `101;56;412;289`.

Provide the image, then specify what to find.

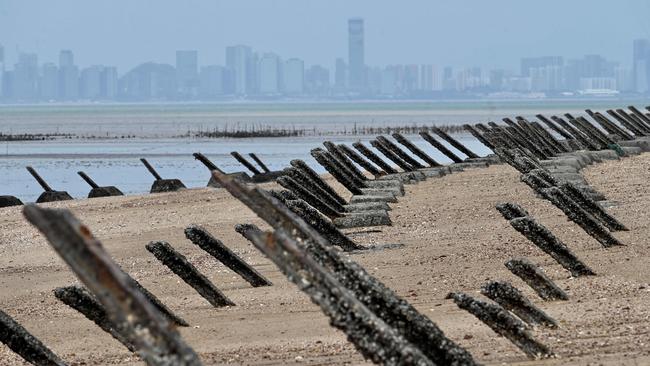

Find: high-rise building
258;53;281;94
199;65;225;97
80;66;103;99
284;58;304;95
305;65;330;95
13;53;39;100
101;67;118;99
334;58;347;91
40;63;59;100
58;50;79;100
176;50;198;97
226;45;252;95
633;39;650;93
520;56;563;92
348;18;365;91
0;44;4;98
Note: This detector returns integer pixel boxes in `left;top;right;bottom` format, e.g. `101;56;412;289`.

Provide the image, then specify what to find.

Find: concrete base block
621;146;642;156
361;187;402;197
334;210;392;228
36;191;74;203
349;194;398;204
344;202;391;212
88;186;124;198
150;179;186;193
619;139;650;152
0;196;23;208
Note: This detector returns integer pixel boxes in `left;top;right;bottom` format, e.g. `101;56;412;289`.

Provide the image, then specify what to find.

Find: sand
1;153;649;365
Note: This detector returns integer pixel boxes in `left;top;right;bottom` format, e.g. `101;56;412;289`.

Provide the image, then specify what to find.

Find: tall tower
59;50;79;100
348;18;365;91
176;50;199;97
0;44;4;98
226;45;252;95
633;39;650;93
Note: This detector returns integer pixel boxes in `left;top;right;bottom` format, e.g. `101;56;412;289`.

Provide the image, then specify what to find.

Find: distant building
0;44;4;98
579;77;617;91
226;45;252;95
199;65;225;97
119;62;176;100
101;67;118;99
348;18;365;91
520;56;563;92
40;63;59;100
633;39;650;93
176;50;198;97
58;50;79;100
258;53;281;94
13;53;39;100
334;58;347;91
305;65;330;95
283;58;304;95
80;66;104;99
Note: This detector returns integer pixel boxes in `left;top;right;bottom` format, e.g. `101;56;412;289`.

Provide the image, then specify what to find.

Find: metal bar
311;149;365;195
77;171;100;189
323;141;367;181
282;167;346;213
248;153;271;173
376;136;425;169
371;139;415;171
480;281;556;327
289;159;348;206
431;126;480;158
146;241;235;308
276;176;343;219
392;133;441;167
0;309;67;366
22;205;202;366
26;166;53;192
230;151;261;175
338;144;384;177
464;124;495;150
140;158;163;180
419;131;463;163
505;258;568;301
535;114;574;140
184;225;272;287
192;153;226;174
352;141;398;174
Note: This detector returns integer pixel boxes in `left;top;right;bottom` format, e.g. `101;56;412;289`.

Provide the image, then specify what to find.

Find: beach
0;150;648;365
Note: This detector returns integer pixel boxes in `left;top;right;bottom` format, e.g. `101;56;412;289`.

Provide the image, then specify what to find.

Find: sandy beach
1;152;649;365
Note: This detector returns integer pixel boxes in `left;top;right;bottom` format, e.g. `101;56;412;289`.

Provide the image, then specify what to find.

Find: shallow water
0;134;490;203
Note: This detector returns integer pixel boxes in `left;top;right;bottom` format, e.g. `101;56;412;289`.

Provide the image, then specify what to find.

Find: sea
0;99;645;202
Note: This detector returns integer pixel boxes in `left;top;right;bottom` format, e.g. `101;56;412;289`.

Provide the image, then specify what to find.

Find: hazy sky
2;1;650;72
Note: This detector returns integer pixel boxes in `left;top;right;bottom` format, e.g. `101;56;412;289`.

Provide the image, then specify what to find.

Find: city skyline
2;14;650;101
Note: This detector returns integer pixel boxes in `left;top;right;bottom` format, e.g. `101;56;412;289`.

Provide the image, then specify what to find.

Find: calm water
0;99;644;202
0;135;490;202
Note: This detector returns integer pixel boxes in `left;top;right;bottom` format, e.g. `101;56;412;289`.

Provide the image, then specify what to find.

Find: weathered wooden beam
449;292;553;359
505;258;568;301
184;225;272;287
480;281;557;327
22;205;202;365
54;285;137;352
0;309;67;366
210;171;477;365
146;241;235;308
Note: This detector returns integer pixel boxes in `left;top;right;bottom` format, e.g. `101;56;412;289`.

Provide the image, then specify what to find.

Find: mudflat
1;153;648;365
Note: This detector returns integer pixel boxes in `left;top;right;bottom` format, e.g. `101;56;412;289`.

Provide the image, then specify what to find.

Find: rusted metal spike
505;258;568;301
248;153;271;173
376;136;425;169
282;167;346;213
495;202;529;220
449;292;553;359
392;133;441;167
606;110;645;136
230;151;261;175
311;150;365;195
54;285;137;352
323;141;367;181
480;281;557;328
578;117;614;145
589;111;634;141
77;171;99;188
419;131;463;163
140;158;163;180
531;122;569;153
211;171;477;365
370;139;415;171
338;143;384;177
559;182;627;232
569;118;607;149
244;226;437;365
464;124;495;150
509;216;595;277
628;105;650;127
146;241;235;308
129;278;189;327
289;159;348;206
0;308;67;366
352;141;398;174
22;205;202;366
431;126;480;158
77;171;124;198
192;152;225;173
540;187;622;248
596;112;635;140
617;109;650;134
26;166;53;192
535;114;574;140
184;225;272;287
276;175;343;219
552;116;599;150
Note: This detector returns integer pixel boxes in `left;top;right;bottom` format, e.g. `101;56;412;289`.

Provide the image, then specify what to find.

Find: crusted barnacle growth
505;258;569;301
480;281;557;328
0;308;67;366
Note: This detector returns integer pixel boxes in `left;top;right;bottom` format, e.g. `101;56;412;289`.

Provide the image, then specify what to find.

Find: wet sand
1;153;649;365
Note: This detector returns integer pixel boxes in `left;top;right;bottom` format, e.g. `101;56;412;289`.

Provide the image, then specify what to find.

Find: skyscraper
199;65;225;97
633;39;650;93
0;44;4;98
226;45;252;95
176;50;198;97
284;58;304;95
80;65;103;99
334;58;347;91
348;18;365;91
40;63;59;100
13;53;39;100
258;53;281;94
58;50;79;100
